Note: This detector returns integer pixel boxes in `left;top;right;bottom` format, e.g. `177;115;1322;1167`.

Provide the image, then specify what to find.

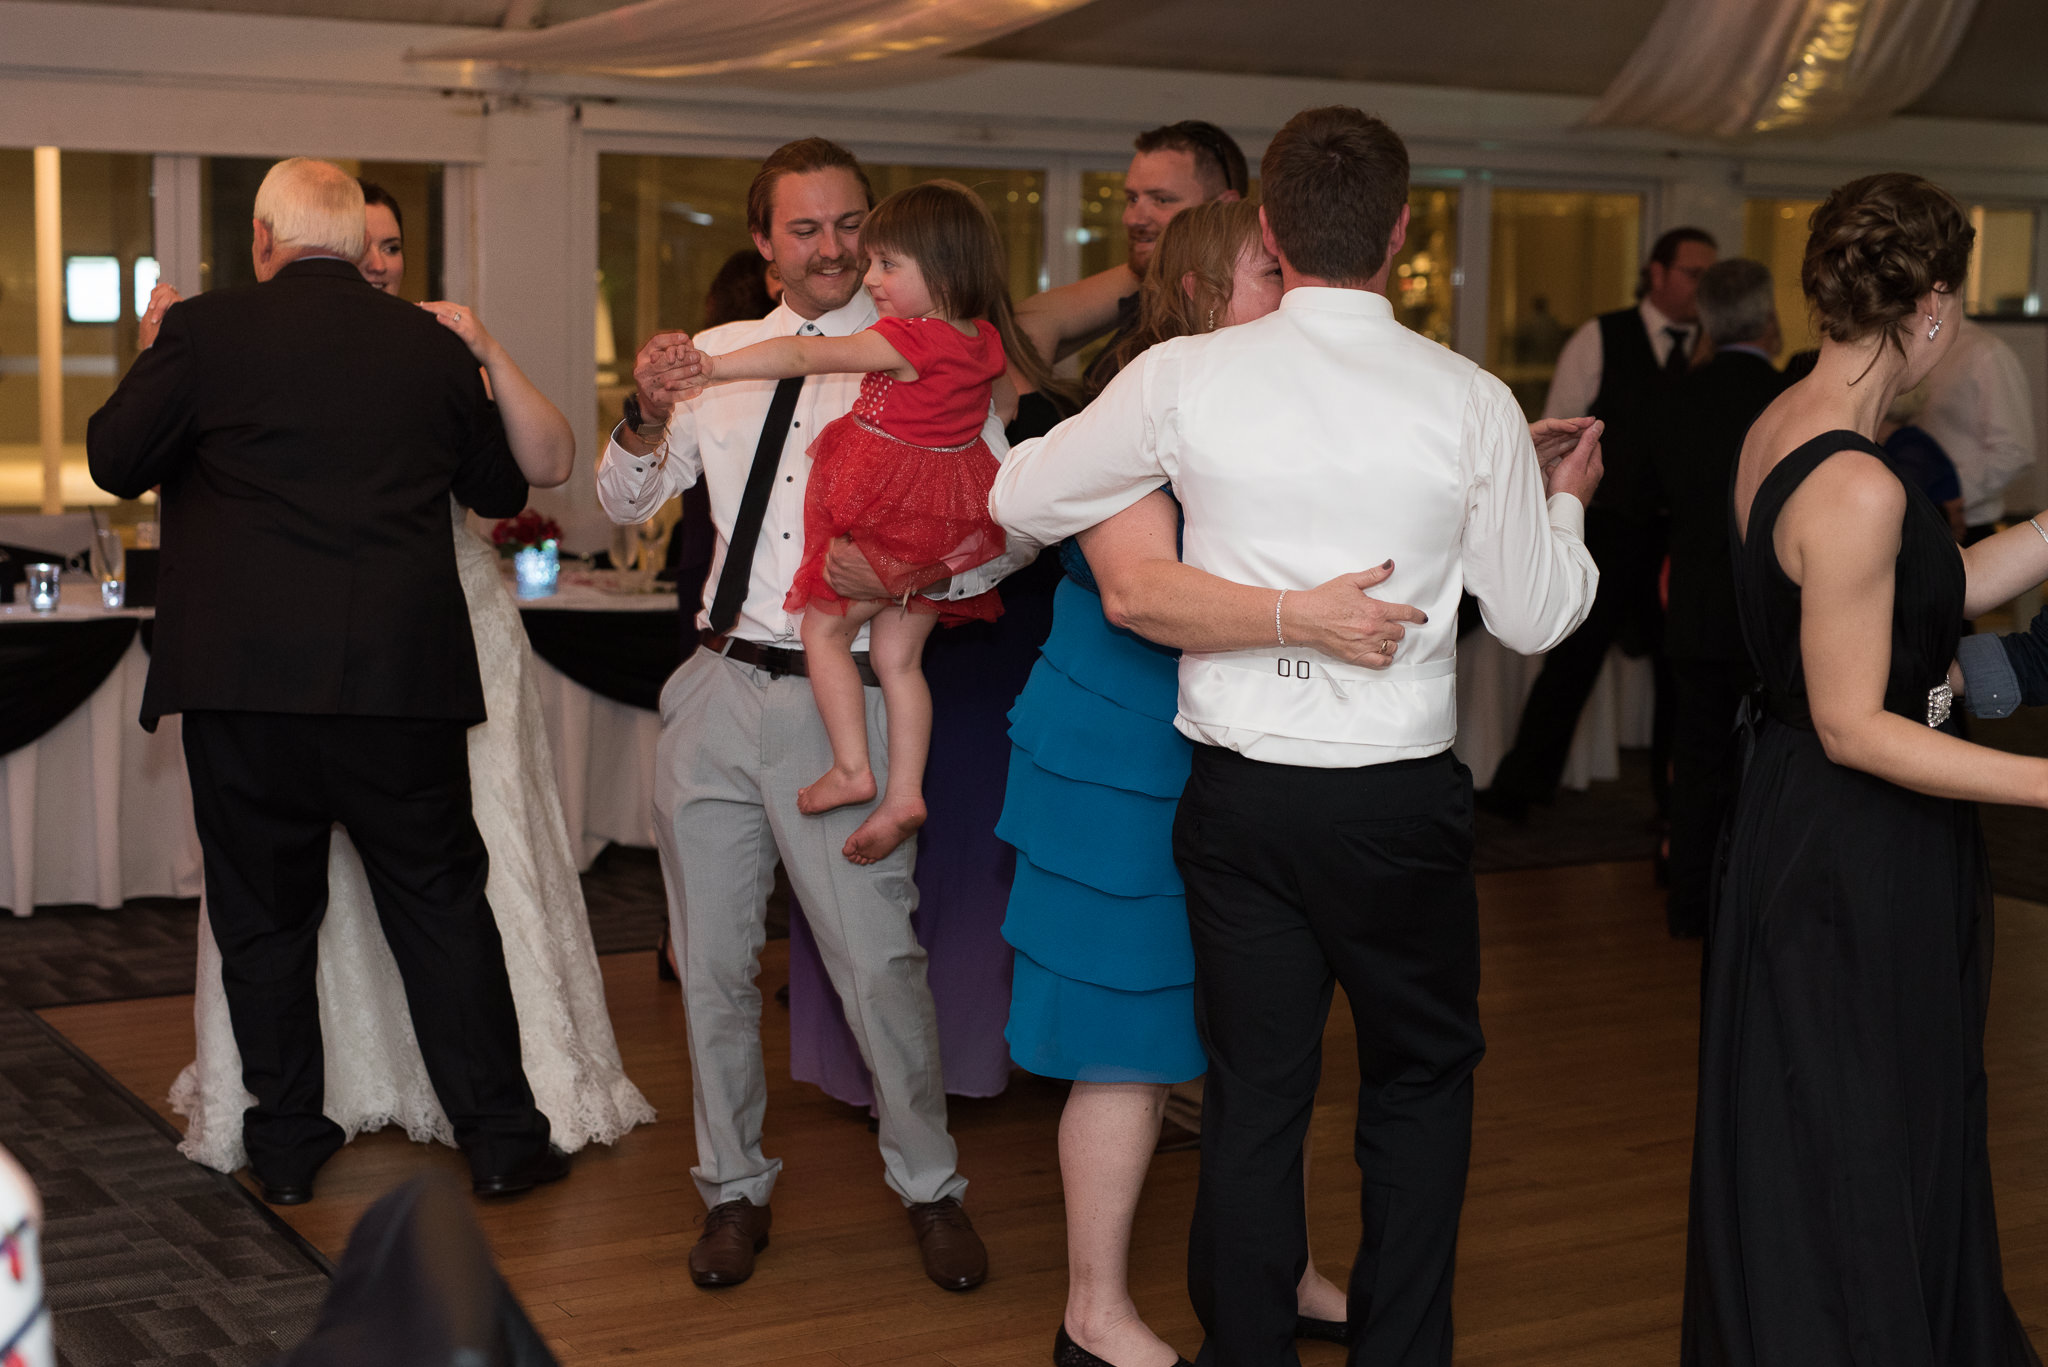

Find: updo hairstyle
1801;173;1973;358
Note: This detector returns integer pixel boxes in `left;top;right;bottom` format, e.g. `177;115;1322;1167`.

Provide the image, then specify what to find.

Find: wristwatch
622;393;663;440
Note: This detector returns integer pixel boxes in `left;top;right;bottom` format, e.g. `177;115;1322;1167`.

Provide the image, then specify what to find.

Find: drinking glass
92;527;125;610
26;563;59;613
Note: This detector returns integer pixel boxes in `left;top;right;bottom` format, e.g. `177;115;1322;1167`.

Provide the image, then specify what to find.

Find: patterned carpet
0;1007;330;1366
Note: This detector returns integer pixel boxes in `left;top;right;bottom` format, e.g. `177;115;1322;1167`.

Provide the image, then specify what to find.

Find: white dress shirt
1542;298;1692;420
594;289;1029;648
1917;318;2036;528
991;287;1598;769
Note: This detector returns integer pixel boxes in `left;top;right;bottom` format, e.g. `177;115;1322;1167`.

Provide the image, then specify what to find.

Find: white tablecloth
4;571;674;914
0;624;202;916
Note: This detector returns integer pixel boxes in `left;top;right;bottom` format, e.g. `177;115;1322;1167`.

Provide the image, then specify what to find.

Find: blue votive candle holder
513;540;560;600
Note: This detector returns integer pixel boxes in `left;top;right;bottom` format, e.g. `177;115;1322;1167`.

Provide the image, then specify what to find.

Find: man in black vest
1650;258;1787;937
1478;225;1717;820
86;158;561;1204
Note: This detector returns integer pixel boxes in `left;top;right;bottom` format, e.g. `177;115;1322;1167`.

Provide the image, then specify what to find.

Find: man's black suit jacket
1651;347;1789;663
87;257;529;729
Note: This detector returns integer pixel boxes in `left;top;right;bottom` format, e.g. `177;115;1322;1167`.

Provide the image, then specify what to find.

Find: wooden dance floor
39;861;2048;1364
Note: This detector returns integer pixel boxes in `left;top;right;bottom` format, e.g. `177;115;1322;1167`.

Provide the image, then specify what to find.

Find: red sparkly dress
783;315;1007;626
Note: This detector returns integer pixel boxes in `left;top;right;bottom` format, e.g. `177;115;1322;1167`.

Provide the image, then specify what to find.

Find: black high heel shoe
1294;1314;1348;1343
1052;1325;1192;1367
656;927;678;983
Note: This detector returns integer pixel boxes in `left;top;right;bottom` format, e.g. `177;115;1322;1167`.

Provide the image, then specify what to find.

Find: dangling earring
1205;307;1216;331
1926;306;1943;342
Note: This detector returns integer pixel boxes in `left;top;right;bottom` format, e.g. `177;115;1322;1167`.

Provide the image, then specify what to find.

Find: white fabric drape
1584;0;1979;138
409;0;1090;80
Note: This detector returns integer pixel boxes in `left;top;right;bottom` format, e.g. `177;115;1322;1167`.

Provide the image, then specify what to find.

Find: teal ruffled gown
997;546;1208;1085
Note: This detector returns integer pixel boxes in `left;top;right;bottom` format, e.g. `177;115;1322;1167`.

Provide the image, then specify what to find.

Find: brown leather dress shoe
906;1196;987;1291
689;1197;771;1287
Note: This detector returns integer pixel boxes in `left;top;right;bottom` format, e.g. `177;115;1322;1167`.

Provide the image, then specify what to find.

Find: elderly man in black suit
1649;257;1789;939
86;157;561;1205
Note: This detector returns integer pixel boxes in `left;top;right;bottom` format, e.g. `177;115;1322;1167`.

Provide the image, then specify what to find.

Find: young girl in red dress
680;180;1044;865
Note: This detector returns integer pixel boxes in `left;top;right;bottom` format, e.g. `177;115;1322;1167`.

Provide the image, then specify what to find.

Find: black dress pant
1665;657;1753;937
1173;746;1482;1367
1489;508;1661;806
181;711;549;1183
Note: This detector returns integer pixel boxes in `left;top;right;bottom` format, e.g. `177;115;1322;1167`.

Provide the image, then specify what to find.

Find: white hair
253;157;366;261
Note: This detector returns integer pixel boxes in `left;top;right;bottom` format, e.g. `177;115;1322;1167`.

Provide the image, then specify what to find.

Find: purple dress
786;394;1069;1106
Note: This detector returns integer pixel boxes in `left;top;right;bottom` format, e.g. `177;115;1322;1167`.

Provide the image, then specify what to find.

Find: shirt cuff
1958;632;2021;719
1545;491;1588;541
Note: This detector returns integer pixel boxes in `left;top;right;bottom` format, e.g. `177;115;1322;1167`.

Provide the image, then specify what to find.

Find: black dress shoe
657;928;678;984
471;1145;571;1198
1295;1314;1348;1343
1474;785;1530;821
1052;1324;1191;1367
254;1176;313;1206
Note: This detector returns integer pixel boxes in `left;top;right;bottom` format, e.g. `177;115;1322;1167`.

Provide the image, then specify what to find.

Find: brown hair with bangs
864;179;1078;407
1109;199;1264;376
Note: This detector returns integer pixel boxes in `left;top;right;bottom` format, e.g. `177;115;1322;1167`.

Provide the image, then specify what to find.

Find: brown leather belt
701;630;880;687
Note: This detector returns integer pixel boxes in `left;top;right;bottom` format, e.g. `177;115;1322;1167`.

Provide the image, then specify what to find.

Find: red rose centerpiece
494;510;563;600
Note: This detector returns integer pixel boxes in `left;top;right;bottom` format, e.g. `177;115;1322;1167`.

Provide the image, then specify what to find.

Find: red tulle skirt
783;414;1005;626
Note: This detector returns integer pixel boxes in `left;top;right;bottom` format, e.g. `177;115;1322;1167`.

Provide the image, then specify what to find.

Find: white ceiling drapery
409;0;1091;79
1583;0;1980;138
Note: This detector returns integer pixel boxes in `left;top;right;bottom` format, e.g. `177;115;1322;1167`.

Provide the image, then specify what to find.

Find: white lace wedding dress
170;504;655;1171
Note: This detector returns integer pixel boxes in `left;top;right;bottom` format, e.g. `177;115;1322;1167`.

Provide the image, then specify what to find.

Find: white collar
1279;287;1395;318
772;288;877;339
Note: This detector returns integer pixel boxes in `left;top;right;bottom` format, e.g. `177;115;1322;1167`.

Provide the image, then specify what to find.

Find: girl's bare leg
1061;1081;1182;1367
796;600;887;815
843;604;939;865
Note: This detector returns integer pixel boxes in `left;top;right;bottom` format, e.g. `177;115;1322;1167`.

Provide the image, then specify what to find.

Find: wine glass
91;525;125;609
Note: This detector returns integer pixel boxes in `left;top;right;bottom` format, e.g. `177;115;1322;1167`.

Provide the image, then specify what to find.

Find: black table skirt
0;618;140;758
518;609;683;712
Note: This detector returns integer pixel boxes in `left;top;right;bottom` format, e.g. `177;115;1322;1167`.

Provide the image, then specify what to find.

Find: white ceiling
44;0;2048;124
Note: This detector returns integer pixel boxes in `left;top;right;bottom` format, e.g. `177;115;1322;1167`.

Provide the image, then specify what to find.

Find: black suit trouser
1489;508;1661;805
1174;746;1482;1367
181;711;549;1183
1665;658;1754;936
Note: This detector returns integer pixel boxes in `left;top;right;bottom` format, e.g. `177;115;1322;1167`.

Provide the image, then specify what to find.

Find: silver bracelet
1275;589;1288;647
2030;516;2048;547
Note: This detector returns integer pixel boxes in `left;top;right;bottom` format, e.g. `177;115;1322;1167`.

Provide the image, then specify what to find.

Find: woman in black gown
1683;173;2048;1365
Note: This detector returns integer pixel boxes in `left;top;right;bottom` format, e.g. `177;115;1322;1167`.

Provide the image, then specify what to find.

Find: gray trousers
653;649;965;1210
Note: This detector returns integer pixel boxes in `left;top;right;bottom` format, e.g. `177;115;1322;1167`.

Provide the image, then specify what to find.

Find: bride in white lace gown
166;189;652;1170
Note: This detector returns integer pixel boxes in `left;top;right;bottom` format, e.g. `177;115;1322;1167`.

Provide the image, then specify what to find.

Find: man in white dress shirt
1916;316;2035;543
991;107;1601;1366
596;138;1020;1293
1478;225;1716;821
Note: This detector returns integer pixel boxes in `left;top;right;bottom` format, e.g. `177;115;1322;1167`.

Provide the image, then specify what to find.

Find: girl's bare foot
799;767;877;815
842;796;926;865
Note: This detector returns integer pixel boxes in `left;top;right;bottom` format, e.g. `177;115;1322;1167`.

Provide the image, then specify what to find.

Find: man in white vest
991;106;1601;1366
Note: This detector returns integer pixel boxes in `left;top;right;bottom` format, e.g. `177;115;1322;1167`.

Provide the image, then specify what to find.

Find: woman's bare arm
1788;451;2048;806
1016;265;1139;365
423;302;576;488
1078;490;1424;668
1960;513;2048;617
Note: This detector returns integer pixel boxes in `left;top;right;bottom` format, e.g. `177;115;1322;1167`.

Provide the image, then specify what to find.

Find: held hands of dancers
1531;415;1605;507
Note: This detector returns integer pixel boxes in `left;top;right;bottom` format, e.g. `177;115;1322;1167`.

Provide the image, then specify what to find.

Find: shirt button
785;475;793;482
782;532;790;539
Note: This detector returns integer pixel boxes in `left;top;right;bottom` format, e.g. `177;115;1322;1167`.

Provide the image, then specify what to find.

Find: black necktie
707;374;806;633
1663;326;1691;377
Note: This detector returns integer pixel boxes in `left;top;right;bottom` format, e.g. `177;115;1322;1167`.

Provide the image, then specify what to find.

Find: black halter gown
1681;431;2042;1366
